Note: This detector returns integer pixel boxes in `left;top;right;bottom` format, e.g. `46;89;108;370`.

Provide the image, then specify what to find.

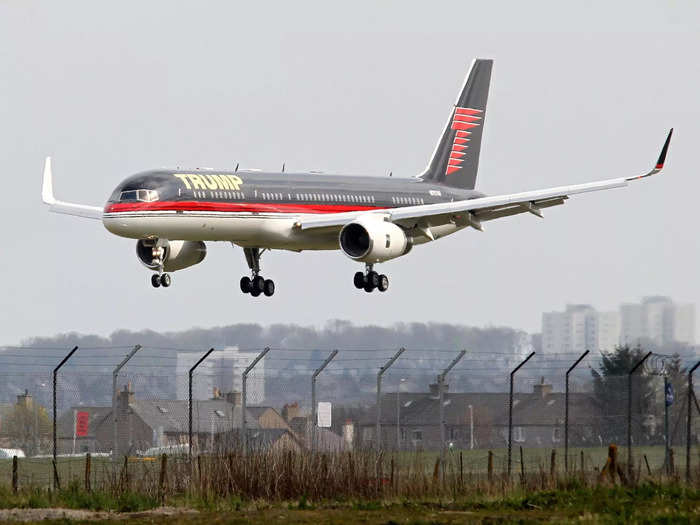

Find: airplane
41;59;672;298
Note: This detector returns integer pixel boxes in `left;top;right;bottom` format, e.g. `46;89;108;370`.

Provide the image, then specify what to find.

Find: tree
3;402;51;455
591;345;655;445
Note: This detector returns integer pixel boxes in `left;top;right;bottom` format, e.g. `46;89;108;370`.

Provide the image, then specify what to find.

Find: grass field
0;484;697;524
0;446;698;523
0;444;696;489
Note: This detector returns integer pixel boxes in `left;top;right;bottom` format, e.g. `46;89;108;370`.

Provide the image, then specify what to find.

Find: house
281;402;349;452
56;385;297;455
247;406;291;431
358;378;600;450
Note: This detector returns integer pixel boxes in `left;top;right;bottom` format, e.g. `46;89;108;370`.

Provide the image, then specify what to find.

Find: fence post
376;348;405;451
159;453;167;504
52;345;79;489
565;350;589;473
687;360;700;482
85;453;91;492
189;348;215;460
12;456;17;493
508;352;535;477
627;351;652;478
439;350;466;467
112;345;142;462
242;347;270;456
311;350;338;452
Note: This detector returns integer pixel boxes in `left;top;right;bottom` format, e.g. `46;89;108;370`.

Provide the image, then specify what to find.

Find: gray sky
1;1;699;344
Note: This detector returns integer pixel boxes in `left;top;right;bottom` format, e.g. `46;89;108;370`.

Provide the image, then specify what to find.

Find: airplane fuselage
102;169;484;251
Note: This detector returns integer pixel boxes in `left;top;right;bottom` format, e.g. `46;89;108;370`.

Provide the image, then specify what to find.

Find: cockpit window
119;189;159;202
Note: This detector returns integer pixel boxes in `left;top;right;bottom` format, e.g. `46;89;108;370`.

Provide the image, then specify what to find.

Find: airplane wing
298;129;672;232
42;157;104;219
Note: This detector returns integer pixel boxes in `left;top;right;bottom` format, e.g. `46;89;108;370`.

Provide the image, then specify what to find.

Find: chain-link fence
0;345;699;494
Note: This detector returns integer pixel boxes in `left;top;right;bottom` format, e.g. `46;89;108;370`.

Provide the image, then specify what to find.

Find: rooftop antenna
234;163;239;172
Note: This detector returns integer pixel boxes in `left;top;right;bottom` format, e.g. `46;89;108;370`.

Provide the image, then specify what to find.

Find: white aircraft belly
102;213;340;250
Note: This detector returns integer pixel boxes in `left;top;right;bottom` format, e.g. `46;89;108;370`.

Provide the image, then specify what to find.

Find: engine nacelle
339;218;412;263
136;239;207;272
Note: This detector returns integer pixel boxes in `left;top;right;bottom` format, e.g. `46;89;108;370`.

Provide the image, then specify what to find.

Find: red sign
76;411;89;437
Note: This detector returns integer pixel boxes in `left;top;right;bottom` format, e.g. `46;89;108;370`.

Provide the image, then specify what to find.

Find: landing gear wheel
353;271;366;289
151;274;161;288
367;271;380;288
263;279;275;297
377;274;389;292
240;276;252;294
160;273;171;288
252;275;265;294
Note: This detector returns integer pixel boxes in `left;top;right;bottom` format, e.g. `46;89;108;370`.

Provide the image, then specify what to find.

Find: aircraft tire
364;282;375;293
160;273;171;287
353;271;365;289
250;288;261;297
367;271;380;288
252;275;265;294
378;274;389;292
263;279;275;297
240;276;252;294
151;274;161;288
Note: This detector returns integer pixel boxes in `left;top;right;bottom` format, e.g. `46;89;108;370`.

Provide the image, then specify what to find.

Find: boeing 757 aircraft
42;59;672;297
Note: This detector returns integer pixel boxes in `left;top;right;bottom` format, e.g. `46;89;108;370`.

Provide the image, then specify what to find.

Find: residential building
358;379;599;451
620;296;695;346
541;304;620;353
56;385;295;455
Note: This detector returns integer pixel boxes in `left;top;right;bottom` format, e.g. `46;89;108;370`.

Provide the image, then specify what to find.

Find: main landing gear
354;264;389;293
239;247;275;297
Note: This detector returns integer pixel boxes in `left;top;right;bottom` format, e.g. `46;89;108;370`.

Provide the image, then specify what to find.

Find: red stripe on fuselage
104;201;386;215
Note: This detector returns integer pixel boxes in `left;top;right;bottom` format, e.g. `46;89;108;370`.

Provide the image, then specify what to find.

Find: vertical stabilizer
419;59;492;189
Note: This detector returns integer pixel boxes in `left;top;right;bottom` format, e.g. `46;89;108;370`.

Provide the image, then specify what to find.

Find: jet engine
136;239;207;272
339;218;412;263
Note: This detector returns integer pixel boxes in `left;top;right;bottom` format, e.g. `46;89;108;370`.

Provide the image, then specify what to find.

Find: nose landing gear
354;265;389;293
149;245;171;289
239;247;275;298
151;273;172;288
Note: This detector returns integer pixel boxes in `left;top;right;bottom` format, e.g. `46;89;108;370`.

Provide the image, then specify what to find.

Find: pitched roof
246;407;274;419
131;399;260;434
361;391;599;427
58;399;262;437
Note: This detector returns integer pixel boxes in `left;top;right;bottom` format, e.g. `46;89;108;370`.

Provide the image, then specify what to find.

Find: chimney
118;384;134;409
225;391;242;406
16;389;33;409
342;420;354;449
429;383;448;396
282;402;300;422
533;377;553;399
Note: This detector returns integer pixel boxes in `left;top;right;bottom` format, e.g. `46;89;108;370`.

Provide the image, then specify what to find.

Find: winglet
42;156;56;204
654;128;673;170
40;157;104;219
627;129;673;181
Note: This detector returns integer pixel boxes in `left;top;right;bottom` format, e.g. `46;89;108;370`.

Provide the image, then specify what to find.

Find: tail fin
419;59;493;189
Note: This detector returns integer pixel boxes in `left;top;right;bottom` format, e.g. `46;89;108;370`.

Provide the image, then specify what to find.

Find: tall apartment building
541;305;620;353
176;347;265;403
619;296;695;346
542;297;696;353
